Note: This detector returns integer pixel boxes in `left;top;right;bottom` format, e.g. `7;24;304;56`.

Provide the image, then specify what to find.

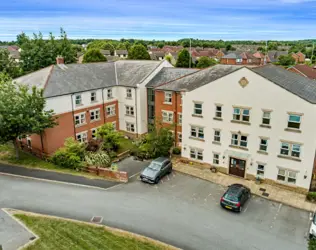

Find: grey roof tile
146;68;199;88
252;64;316;103
156;65;243;91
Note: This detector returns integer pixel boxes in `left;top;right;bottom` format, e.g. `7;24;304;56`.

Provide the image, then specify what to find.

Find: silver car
140;157;172;184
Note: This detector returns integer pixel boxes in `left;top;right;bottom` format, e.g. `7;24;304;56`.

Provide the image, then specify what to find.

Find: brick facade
154;90;182;146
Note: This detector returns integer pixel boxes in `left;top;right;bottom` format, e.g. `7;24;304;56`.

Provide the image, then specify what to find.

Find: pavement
173;159;316;212
0;171;310;250
0;209;35;250
0;157;149;189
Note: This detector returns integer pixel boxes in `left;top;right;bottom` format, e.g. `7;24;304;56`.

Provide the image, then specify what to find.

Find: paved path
0;209;34;250
0;173;310;250
0;158;149;189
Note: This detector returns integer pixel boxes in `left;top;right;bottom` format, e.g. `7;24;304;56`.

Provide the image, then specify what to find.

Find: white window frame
107;88;113;99
106;105;116;117
190;126;204;139
164;91;172;104
233;107;250;122
213;153;220;165
126;105;135;116
231;133;248;148
280;142;301;158
193;102;203;116
126;122;135;133
90;108;100;122
26;137;32;148
177;132;182;143
76;131;88;143
162;110;173;123
75;94;82;105
91;128;99;139
262;111;271;125
215;105;222;118
190;148;203;161
259;138;268;152
90;92;97;102
213;130;221;143
277;168;297;184
257;164;265;177
126;88;132;99
74;112;86;126
287;114;301;129
178;113;182;125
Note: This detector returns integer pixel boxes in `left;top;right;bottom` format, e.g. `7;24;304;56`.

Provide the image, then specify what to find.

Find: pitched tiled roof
146;67;199;87
15;60;162;98
287;64;316;80
156;65;243;91
252;64;316;103
222;53;242;59
100;50;111;55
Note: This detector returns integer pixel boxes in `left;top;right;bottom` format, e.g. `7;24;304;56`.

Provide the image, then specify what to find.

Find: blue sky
1;0;316;41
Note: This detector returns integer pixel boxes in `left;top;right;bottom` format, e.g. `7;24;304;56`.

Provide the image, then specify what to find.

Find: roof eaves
287;66;308;78
43;65;55;90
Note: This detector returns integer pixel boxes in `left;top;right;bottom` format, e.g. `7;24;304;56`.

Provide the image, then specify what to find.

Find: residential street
0;172;310;250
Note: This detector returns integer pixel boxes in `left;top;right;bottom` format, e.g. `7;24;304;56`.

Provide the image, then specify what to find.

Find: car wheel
168;169;172;174
239;206;243;213
155;177;160;184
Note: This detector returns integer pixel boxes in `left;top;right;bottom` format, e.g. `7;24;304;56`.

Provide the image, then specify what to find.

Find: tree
101;42;115;55
58;28;77;64
0;49;23;78
83;49;107;63
0;73;57;159
134;125;174;159
157;42;164;48
164;54;173;64
226;44;232;51
96;123;121;152
196;56;217;68
278;54;296;66
176;49;193;68
128;44;150;60
116;43;127;50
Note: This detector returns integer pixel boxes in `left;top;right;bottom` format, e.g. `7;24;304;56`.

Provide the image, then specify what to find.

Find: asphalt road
0;171;310;250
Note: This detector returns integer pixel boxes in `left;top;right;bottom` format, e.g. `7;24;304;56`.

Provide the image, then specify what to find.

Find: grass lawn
14;213;171;250
117;137;135;154
0;143;107;180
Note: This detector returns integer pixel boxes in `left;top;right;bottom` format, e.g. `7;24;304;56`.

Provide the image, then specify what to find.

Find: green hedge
307;192;316;202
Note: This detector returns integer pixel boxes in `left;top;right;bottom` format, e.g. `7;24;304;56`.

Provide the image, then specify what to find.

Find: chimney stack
56;56;64;65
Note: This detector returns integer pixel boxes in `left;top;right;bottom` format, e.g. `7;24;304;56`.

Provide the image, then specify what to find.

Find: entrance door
229;157;246;178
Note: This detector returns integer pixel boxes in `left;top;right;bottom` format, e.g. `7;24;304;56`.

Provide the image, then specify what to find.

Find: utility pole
312;42;315;64
189;38;192;68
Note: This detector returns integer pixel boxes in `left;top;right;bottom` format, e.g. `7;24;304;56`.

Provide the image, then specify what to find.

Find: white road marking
129;171;142;179
208;193;212;196
277;204;282;213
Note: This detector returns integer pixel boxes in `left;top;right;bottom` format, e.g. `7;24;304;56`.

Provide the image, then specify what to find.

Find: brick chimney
56;56;64;65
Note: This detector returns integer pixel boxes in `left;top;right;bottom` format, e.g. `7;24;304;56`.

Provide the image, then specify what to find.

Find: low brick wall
86;166;128;183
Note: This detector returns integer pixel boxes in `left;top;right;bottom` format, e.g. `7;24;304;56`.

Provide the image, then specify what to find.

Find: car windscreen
148;162;161;171
224;192;239;202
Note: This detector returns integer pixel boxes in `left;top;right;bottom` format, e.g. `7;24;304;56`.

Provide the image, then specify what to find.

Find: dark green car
140;157;172;184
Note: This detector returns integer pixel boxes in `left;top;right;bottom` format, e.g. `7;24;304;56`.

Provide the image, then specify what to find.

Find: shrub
309;238;316;250
307;192;316;202
86;140;100;152
172;147;181;155
85;151;111;168
63;138;86;160
51;150;83;170
97;123;122;152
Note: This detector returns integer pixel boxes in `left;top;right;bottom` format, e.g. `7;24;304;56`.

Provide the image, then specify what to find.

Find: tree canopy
277;54;296;66
82;49;107;63
196;56;217;68
0;49;23;78
176;49;193;68
128;44;150;60
0;73;57;158
19;28;76;73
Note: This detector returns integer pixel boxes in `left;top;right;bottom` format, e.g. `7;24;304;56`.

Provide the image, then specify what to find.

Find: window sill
75;104;84;107
212;141;221;145
213;117;223;121
90;119;101;123
260;124;271;129
229;145;249;151
284;128;301;133
257;150;268;155
192;114;203;118
125;114;135;117
107;97;114;100
163;102;172;105
277;154;301;162
162;121;173;124
189;136;205;142
107;114;116;118
90;101;98;104
126;130;135;134
75;123;87;128
126;97;132;100
231;120;251;125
